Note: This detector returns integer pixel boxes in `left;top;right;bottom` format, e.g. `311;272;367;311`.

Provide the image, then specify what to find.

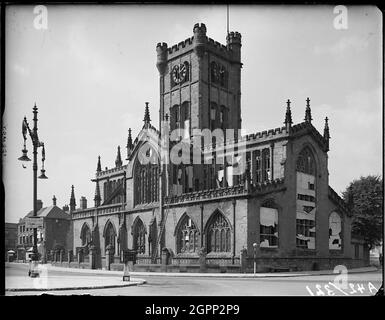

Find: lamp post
253;242;257;275
18;103;48;277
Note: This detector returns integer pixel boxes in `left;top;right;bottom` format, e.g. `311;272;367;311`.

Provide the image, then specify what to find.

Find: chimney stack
36;200;43;211
80;196;87;210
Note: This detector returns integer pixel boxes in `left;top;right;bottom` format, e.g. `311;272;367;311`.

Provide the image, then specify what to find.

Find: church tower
156;23;242;136
156;23;242;194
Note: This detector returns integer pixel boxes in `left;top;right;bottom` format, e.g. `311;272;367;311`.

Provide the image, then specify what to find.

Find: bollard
123;261;133;281
122;249;136;281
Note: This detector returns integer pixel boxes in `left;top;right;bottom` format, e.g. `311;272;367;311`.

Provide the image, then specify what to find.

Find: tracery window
134;145;159;205
171;104;180;131
296;219;315;248
176;215;199;253
132;218;146;254
296;146;317;249
207;211;231;253
104;222;116;254
296;147;316;175
210;102;217;130
262;148;270;181
255;150;262;183
80;223;91;246
210;61;228;87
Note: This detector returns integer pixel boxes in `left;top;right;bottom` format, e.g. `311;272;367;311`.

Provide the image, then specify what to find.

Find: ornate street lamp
18;103;48;277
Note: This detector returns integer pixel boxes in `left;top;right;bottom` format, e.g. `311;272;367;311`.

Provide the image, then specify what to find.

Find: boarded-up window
329;212;342;250
296;147;316;249
260;207;278;248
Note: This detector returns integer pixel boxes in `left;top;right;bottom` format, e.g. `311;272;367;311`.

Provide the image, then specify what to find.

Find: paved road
5;263;382;296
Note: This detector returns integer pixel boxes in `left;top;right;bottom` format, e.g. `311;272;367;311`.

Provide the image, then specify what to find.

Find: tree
342;175;383;249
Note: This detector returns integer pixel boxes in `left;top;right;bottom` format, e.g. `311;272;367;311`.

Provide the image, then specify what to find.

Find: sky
3;5;382;223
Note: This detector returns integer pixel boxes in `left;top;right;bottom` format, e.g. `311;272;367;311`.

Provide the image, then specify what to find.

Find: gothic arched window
171;104;180;131
210;61;218;83
104;221;116;254
176;215;199;253
181;101;190;139
132;218;146;254
80;223;91;246
295;147;317;249
296;147;316;175
262;148;271;182
206;211;231;253
134;144;159;206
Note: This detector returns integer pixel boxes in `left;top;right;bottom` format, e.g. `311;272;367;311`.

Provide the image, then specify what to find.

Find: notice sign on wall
25;217;43;229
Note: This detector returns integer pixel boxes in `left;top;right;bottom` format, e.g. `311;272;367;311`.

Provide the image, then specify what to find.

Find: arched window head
134;144;159;206
104;222;116;254
206;211;231;253
133;218;146;254
296;147;316;175
176;215;199;253
80;223;91;246
210;61;218;83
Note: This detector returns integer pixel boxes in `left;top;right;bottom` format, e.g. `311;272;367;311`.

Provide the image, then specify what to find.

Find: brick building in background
16;197;73;262
67;23;369;272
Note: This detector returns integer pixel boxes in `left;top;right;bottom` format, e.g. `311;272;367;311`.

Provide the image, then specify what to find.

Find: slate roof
23;206;71;221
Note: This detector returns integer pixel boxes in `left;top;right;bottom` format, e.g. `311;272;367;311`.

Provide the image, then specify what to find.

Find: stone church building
68;23;369;272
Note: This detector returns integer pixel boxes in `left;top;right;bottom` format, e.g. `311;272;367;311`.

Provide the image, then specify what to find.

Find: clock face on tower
171;62;189;85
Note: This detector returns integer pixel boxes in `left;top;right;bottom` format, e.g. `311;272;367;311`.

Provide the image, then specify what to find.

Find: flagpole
227;4;229;36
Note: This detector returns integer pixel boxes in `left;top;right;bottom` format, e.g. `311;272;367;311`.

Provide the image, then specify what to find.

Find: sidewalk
5;263;146;292
14;263;378;279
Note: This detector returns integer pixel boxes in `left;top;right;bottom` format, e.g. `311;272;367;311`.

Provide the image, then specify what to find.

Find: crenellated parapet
202;126;288;154
164;178;285;205
167;37;193;55
162;23;241;63
165;184;247;205
246;126;288;141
